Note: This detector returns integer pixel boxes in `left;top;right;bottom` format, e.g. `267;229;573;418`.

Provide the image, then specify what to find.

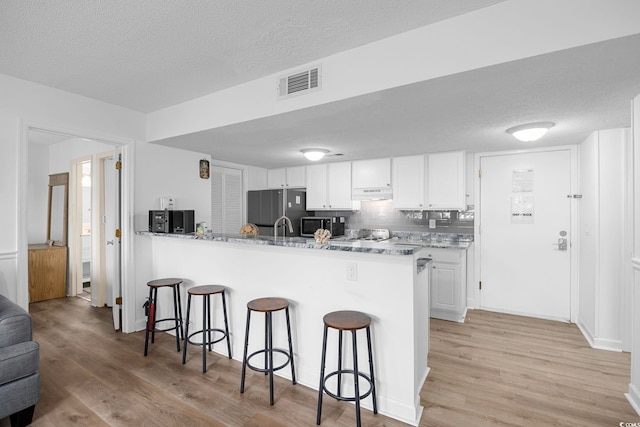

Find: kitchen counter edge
136;231;470;255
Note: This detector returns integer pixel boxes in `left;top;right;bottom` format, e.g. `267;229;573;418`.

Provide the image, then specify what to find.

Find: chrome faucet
274;215;294;238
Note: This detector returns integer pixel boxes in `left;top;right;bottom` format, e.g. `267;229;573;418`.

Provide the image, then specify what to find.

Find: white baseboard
626;383;640;416
431;308;466;323
577;320;623;352
593;336;623;352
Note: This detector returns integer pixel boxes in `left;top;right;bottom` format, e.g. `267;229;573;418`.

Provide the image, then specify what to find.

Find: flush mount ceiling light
301;148;329;161
506;122;555;142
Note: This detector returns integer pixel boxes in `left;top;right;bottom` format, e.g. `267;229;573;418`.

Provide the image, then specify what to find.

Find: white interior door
479;149;572;321
103;155;121;330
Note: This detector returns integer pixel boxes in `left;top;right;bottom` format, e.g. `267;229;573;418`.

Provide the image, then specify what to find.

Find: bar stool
316;310;377;427
182;284;232;373
143;278;184;356
240;297;296;405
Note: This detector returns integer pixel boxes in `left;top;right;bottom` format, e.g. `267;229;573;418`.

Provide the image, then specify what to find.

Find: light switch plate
429;219;436;229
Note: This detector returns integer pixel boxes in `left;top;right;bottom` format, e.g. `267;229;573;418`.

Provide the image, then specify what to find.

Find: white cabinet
426;248;467;322
426;151;466;210
352;158;391;189
267;166;306;188
392;151;465;210
306;162;353;210
392;155;425;209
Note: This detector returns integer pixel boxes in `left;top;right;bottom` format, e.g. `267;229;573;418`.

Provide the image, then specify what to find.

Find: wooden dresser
28;244;67;303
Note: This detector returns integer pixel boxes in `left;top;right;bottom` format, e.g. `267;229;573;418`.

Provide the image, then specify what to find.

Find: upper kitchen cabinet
352;158;391;188
392;155;425;209
426;151;466;210
392;151;466;210
267;166;306;188
306;162;353;210
352;158;392;200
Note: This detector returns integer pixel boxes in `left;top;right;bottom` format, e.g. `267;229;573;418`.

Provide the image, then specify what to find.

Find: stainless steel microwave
300;216;345;238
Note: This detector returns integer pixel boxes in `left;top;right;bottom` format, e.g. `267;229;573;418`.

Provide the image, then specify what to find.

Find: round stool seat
148;278;183;288
323;310;371;331
188;284;225;296
247;297;289;312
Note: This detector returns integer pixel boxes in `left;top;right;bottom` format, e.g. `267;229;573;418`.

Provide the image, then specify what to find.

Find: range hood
352;187;393;200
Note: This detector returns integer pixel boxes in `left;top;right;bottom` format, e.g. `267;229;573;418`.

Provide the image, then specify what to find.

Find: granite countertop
387;239;472;250
137;231;471;255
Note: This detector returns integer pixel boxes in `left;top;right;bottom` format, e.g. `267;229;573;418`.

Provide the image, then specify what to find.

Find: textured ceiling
5;1;640;169
0;0;505;113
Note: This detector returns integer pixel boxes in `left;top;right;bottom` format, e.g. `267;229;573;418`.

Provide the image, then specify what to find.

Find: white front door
479;148;573;321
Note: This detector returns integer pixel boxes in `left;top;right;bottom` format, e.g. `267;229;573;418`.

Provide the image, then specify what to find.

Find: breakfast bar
138;232;430;426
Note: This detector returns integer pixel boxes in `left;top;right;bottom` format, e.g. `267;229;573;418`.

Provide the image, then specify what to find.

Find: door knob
552;238;567;251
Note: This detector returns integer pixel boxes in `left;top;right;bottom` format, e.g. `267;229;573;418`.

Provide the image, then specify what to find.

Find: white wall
247;165;268;191
578;128;628;351
627;93;640;415
133;142;212;230
599;130;626;343
578;132;598;337
27;137;114;244
27;143;50;244
48;138;114;174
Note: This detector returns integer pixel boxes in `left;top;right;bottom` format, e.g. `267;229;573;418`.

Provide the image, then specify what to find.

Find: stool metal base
144;279;184;356
317;320;377;427
185;328;228;348
240;300;296;406
182;286;232;373
321;369;374;402
245;348;293;374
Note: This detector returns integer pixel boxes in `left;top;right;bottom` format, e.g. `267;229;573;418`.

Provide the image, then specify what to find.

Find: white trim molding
627;383;640;417
0;251;17;261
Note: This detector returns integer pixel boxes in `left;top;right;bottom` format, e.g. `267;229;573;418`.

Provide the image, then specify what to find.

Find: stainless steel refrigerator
247;189;307;237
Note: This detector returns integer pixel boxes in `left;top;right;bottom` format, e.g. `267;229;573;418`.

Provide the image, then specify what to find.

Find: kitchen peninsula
137;231;430;426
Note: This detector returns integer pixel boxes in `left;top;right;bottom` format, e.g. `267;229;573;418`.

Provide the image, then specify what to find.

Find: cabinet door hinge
478;168;482;178
115;229;121;238
479;281;482;290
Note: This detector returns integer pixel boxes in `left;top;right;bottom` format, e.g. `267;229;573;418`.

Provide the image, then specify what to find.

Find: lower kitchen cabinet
425;247;467;322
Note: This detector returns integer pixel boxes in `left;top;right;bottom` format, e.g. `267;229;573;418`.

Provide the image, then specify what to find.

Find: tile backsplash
316;199;474;235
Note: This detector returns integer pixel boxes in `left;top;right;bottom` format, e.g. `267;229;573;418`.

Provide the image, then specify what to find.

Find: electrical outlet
346;263;358;281
429;219;436;229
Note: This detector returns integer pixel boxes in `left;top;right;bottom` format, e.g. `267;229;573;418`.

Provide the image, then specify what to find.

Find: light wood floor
4;297;639;426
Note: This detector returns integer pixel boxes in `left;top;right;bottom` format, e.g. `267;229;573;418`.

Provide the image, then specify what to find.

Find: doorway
24;126;131;331
70;151;121;317
477;147;577;321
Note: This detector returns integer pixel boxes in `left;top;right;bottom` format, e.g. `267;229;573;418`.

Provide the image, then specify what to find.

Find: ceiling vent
278;65;321;99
